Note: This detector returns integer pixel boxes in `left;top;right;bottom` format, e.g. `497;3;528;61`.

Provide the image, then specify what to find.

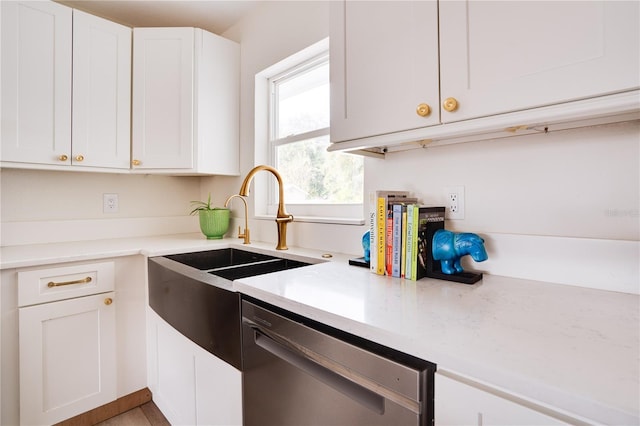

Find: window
259;40;364;224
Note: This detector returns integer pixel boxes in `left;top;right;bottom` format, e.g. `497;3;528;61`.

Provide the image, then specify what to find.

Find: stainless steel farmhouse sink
165;248;311;280
147;248;314;371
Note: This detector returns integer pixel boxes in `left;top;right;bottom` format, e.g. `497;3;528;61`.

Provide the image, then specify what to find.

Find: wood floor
95;402;170;426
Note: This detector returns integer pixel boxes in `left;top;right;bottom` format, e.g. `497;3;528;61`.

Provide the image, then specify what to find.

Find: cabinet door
330;0;439;143
439;1;640;123
149;311;197;425
194;29;240;176
72;10;131;169
148;311;242;425
195;342;242;425
132;28;195;170
1;1;72;165
436;373;568;425
19;292;116;425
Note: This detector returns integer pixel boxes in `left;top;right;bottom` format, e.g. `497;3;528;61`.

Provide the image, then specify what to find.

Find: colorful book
405;204;415;280
401;205;408;278
376;195;386;275
368;193;377;274
391;203;403;277
385;203;394;275
373;191;411;275
415;206;446;280
410;204;419;280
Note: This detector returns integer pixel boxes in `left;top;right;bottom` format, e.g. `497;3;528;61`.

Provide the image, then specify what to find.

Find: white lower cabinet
1;256;147;425
19;292;117;425
16;260;118;425
147;310;242;425
435;372;568;426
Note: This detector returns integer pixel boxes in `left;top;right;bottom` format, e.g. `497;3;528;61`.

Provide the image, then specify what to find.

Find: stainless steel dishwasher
241;299;435;426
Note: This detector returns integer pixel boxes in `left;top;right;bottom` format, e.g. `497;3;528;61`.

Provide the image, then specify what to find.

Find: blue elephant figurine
432;230;488;275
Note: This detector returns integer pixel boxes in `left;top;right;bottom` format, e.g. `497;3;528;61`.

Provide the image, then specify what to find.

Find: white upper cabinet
1;1;132;170
439;1;640;123
1;1;72;165
132;27;240;175
72;9;132;169
330;1;440;142
329;0;640;152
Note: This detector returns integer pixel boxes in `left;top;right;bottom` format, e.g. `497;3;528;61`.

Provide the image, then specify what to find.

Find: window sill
254;215;365;226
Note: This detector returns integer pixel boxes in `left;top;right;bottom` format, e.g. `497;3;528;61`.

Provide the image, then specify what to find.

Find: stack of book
369;191;445;280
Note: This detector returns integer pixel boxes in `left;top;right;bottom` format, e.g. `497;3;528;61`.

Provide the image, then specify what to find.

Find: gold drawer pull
47;277;92;288
104;298;113;305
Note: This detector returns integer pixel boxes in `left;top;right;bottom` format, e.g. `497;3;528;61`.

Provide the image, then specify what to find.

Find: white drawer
18;261;115;307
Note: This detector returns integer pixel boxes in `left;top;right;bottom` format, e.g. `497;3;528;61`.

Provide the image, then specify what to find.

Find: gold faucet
239;165;293;250
224;194;250;245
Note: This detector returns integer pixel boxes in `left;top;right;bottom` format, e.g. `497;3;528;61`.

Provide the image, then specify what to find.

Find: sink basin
166;248;274;270
165;248;312;280
210;257;310;280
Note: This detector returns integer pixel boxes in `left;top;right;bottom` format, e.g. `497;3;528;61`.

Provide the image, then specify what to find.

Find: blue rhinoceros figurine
432;230;488;275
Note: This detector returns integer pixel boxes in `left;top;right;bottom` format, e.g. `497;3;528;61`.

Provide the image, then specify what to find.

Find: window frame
255;39;364;225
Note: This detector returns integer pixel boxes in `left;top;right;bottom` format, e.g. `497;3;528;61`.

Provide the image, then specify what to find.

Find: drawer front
18;261;115;306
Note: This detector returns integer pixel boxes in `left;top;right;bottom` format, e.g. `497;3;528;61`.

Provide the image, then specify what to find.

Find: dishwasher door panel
241;299;434;426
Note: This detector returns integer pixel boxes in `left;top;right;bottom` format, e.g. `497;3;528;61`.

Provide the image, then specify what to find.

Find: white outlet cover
444;186;465;219
103;193;119;213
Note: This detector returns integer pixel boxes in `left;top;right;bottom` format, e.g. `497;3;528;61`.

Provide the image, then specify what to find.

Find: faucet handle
237;226;250;244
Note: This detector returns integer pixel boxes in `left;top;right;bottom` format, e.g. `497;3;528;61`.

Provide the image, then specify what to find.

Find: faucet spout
224;194;250;245
239;165;293;250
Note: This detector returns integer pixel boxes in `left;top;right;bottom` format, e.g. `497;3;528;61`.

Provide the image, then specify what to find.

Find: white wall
368;121;639;241
0;169;202;245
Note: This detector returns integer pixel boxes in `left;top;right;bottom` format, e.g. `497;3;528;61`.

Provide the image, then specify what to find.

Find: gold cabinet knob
104;298;113;306
416;103;431;117
58;154;69;162
75;154;84;162
132;159;141;166
443;97;459;112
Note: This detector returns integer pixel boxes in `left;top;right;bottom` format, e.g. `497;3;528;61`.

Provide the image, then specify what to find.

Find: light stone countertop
1;233;638;424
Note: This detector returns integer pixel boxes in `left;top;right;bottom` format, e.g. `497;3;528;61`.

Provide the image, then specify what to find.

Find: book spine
391;204;402;277
386;203;394;275
376;196;386;275
411;204;419;280
368;193;377;273
405;204;415;280
400;205;408;278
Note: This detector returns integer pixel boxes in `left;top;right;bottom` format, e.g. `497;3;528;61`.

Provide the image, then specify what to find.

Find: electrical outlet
444;186;465;220
103;193;119;213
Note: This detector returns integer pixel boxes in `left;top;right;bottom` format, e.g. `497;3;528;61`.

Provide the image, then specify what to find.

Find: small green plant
189;193;222;215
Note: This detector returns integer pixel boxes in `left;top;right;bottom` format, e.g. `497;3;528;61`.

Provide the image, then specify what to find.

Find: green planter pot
198;208;230;239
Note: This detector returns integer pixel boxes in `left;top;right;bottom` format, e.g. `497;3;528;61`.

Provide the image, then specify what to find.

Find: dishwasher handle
253;329;386;415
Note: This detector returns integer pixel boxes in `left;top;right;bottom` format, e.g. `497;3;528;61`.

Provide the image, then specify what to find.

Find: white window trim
254;37;364;225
